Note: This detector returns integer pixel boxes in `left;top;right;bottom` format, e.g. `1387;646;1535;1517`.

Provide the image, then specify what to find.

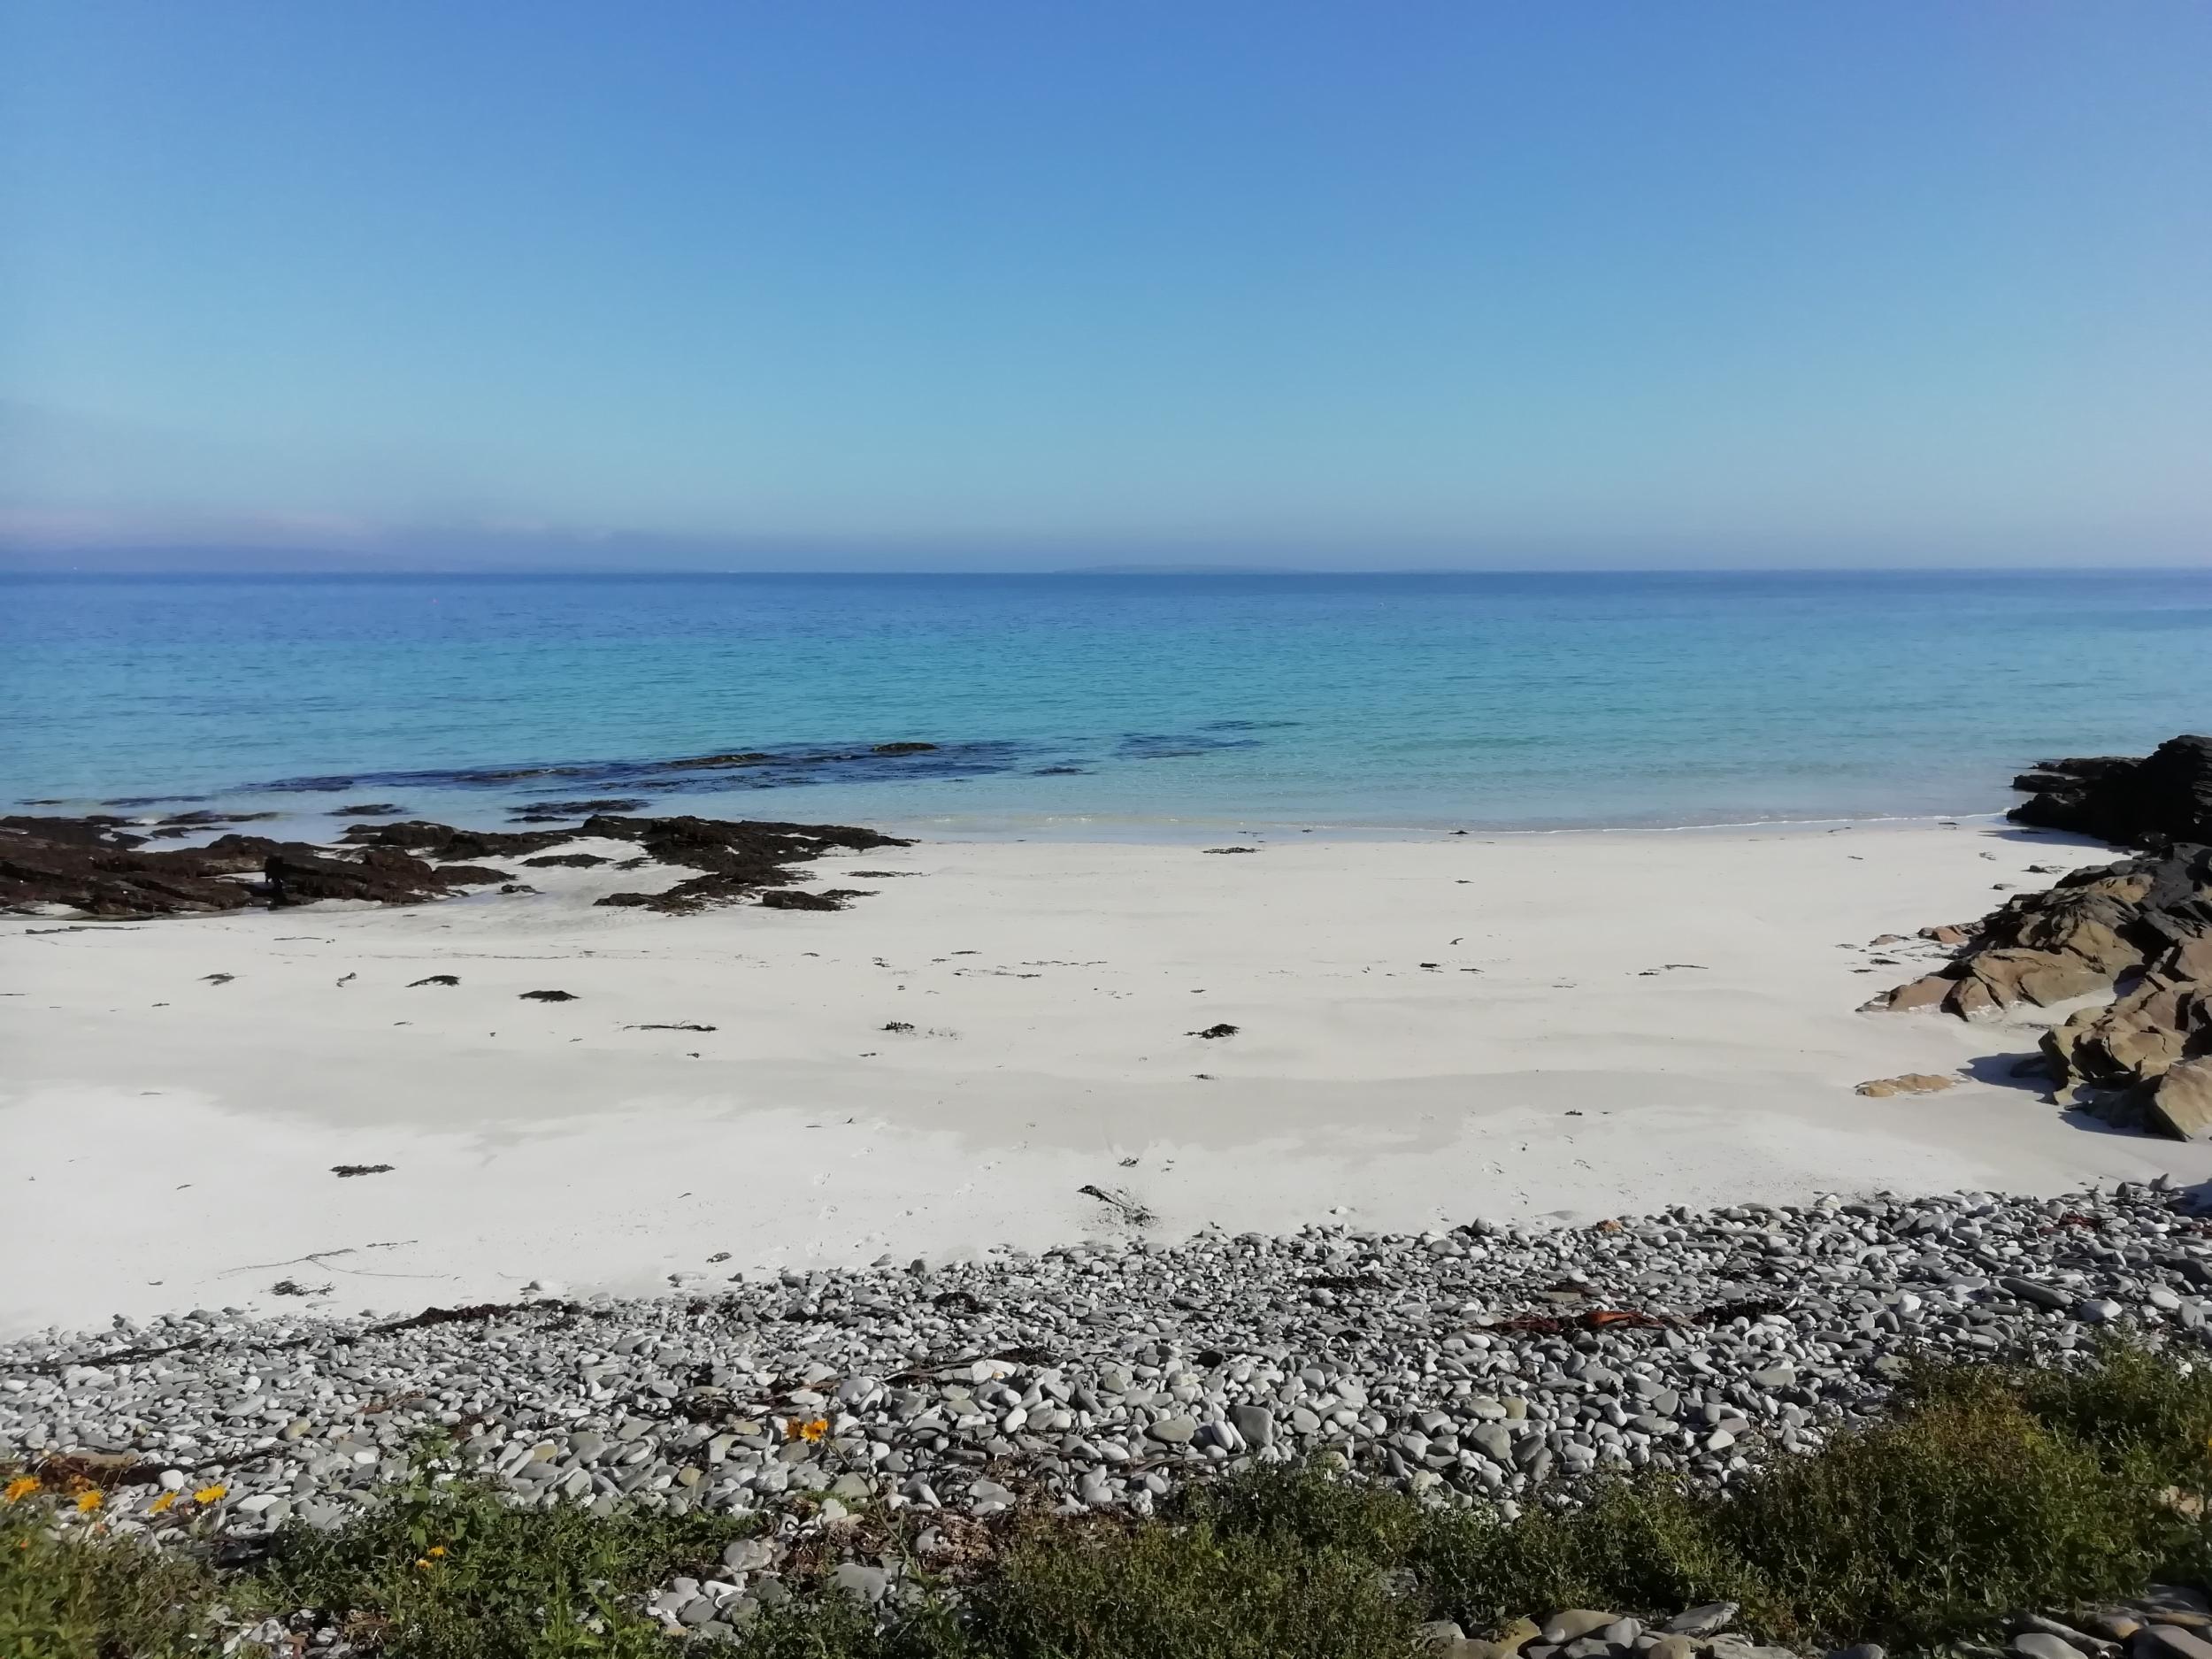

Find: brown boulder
1864;972;1956;1013
1864;948;2113;1018
2045;978;2210;1088
2147;1059;2212;1141
2156;930;2212;983
1952;947;2117;1013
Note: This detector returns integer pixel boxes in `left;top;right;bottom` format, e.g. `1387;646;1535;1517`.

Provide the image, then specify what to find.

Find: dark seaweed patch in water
257;738;1029;799
509;796;649;818
1116;731;1265;761
249;727;1272;803
1199;719;1302;732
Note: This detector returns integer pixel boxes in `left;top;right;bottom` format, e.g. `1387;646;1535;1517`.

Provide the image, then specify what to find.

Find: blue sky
3;2;2208;569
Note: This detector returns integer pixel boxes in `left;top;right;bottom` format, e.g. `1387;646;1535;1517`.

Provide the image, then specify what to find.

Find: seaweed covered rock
586;814;910;914
0;816;279;918
336;820;572;861
3;816;511;918
4;806;910;921
264;846;512;907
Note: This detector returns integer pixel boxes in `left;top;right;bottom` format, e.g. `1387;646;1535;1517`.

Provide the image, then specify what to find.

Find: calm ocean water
4;571;2209;836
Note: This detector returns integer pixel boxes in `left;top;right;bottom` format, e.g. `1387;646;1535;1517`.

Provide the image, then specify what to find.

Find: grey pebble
1666;1604;1739;1637
832;1563;889;1604
1543;1611;1623;1645
2138;1631;2212;1659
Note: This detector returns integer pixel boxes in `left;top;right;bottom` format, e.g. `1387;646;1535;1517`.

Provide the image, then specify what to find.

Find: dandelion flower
74;1490;103;1513
193;1485;227;1505
427;1545;446;1557
416;1557;434;1571
149;1492;178;1515
798;1417;830;1443
2;1476;38;1504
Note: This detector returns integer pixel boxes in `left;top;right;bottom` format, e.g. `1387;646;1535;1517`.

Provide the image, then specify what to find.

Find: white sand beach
3;818;2204;1338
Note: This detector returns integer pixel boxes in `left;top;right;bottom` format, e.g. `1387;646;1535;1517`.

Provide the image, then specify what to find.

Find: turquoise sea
4;571;2209;836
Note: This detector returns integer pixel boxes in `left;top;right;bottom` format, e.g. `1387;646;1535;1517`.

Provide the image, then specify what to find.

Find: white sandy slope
4;819;2207;1338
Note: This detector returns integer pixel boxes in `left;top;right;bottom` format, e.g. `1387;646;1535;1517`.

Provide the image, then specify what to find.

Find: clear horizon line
5;562;2212;580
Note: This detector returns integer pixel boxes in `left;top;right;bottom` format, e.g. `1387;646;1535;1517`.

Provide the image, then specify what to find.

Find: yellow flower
75;1490;103;1513
797;1417;830;1444
427;1545;447;1557
2;1476;38;1503
415;1556;434;1570
193;1485;227;1505
149;1492;178;1515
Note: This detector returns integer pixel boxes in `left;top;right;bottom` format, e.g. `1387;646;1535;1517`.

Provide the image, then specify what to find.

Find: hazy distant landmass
1056;564;1304;576
0;544;417;575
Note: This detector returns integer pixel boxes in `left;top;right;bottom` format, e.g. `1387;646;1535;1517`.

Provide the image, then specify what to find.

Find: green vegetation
0;1507;219;1659
7;1343;2212;1659
254;1466;764;1659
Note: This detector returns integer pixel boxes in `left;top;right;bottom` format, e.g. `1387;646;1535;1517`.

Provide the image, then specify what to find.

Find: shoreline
12;793;2017;851
895;808;2016;847
6;815;2208;1340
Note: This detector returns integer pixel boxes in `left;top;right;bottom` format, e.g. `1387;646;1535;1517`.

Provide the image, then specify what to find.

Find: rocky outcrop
1863;844;2210;1018
2008;734;2212;849
2041;976;2212;1093
0;817;281;918
1;815;518;918
2041;973;2212;1139
0;813;150;849
1866;840;2212;1139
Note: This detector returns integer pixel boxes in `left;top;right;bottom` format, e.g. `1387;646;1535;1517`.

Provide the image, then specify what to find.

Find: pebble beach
7;1179;2210;1635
